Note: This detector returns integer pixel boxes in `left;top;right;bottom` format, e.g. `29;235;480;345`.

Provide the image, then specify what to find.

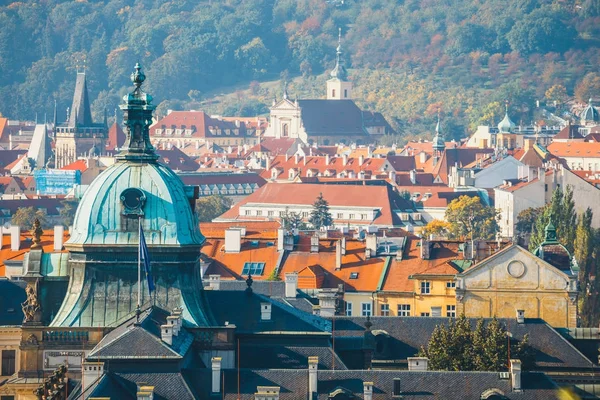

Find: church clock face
120;188;146;216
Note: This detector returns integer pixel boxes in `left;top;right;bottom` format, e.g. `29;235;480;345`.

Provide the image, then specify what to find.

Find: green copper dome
67;161;204;247
497;103;516;133
329;28;348;81
580;98;599;124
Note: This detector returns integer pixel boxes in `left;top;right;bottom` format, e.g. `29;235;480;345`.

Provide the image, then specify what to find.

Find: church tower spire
327;28;352;100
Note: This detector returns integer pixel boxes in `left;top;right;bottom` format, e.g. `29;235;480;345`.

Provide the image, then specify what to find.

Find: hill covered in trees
2;0;600;140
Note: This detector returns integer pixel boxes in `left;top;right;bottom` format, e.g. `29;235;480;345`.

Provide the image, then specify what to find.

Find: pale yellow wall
375;278;457;317
457;245;577;328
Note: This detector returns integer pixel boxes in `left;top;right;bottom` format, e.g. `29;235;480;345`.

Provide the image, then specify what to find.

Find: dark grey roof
218;280;286;297
187;369;556;400
239;343;347;370
68;73;93;127
0;279;26;325
81;372;196;400
88;308;192;360
204;290;330;333
297;100;367;137
332;317;595;370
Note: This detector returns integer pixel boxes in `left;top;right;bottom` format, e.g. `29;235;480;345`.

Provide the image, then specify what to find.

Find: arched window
282;123;289;137
332;89;336;98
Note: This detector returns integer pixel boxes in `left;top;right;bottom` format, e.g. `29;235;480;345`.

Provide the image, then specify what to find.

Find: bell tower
326;28;352;100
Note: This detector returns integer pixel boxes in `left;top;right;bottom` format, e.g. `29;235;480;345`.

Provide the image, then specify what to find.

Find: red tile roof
547;141;600;158
0;229;70;276
61;159;88;172
106;122;126;151
156;147;200;171
150;111;254;139
262;155;386;180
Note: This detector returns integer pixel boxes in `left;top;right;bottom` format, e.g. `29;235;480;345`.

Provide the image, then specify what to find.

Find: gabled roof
61;159;88;172
106;122;125;151
156;147;199;171
150;111;253;139
432;148;495;184
385;155;417;172
87;308;192;360
554;124;584;140
297;100;367;137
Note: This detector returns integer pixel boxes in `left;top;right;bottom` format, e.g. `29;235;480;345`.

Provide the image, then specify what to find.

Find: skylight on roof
242;262;265;276
349;272;359;279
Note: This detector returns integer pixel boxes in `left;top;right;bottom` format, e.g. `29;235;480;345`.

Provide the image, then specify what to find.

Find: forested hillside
2;0;600;139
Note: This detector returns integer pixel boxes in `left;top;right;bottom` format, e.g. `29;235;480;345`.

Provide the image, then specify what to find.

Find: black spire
117;63;158;162
68;72;93;127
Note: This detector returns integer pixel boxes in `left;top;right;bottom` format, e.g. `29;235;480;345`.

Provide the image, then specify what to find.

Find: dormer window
120;188;145;232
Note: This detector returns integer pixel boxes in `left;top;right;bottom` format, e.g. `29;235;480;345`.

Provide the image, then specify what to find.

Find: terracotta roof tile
547;141;600;158
0;229;70;275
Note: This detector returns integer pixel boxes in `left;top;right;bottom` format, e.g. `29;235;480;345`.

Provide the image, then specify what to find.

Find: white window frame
345;302;353;316
420;281;431;294
446;281;456;288
398;304;411;316
361;302;372;317
446;305;456;318
380;303;390;316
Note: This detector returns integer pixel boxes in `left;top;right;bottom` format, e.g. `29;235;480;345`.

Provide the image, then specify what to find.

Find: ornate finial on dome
31;218;43;249
131;62;146;89
117;63;158;162
329;27;348;81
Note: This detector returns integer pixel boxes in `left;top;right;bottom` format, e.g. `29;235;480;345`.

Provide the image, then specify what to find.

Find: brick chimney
363;382;373;400
208;274;221;290
516;309;525;324
261;302;272;321
160;324;174;345
335;240;342;271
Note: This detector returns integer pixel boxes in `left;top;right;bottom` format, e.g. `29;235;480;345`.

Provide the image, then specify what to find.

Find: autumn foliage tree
445;196;499;240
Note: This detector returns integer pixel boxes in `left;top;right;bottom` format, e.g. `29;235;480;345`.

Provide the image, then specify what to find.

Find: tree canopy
419;315;536;372
11;207;49;230
0;0;596;139
445;195;499;240
195;194;233;223
309;192;333;230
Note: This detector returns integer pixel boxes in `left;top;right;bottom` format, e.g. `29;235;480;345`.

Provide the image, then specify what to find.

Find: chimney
516;309;525;324
224;228;242;253
359;155;364;166
295;153;299;164
388;170;396;182
343;154;348;166
420;151;427;164
172;308;183;332
407;357;429;371
310;234;319;253
285;153;290;162
10;226;20;251
409;169;417;184
166;315;180;336
420;238;430;259
211;357;222;394
161;324;173;345
325;154;330;165
208;274;221;290
137;385;154;400
266;157;271;171
285;273;298;298
255;386;281;400
335;240;342;270
341;237;346;255
317;290;337;317
366;234;377;258
510;359;522;392
363;382;373;400
82;362;104;393
54;225;64;251
308;356;318;398
261;302;272;321
277;228;285;251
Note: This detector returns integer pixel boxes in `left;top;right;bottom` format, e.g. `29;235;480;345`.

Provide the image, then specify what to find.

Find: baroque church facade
263;30;393;146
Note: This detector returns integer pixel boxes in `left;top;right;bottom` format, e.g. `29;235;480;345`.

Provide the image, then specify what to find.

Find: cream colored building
456;244;578;328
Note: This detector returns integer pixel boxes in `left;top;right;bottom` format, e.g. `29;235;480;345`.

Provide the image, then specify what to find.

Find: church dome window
120;188;146;216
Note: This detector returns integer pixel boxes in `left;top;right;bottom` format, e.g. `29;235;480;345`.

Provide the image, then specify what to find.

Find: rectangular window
302;212;308;218
446;281;456;288
245;210;251;216
345;302;352;316
397;304;411;316
420;312;430;317
349;213;355;220
446;305;456;318
361;303;372;317
420;281;431;294
256;210;262;216
1;350;15;376
1;396;15;400
267;211;274;217
337;213;343;219
349;272;359;279
241;262;265;276
279;211;285;217
380;304;390;316
361;214;368;220
344;89;348;98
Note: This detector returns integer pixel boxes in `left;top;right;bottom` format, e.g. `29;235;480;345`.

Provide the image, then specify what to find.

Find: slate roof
156;147;200;171
88;308;193;360
332;317;595;371
204;290;330;334
186;368;556;399
75;372;197;400
239;343;347;370
297;100;367;137
67;73;93;127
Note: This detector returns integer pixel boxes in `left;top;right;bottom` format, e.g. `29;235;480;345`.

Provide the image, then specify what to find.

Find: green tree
445;196;499;240
529;187;577;253
544;84;568;107
575;208;596;326
281;208;305;230
516;207;543;236
11;207;48;230
420;316;536;371
195;194;233;223
309;192;333;230
59;199;79;227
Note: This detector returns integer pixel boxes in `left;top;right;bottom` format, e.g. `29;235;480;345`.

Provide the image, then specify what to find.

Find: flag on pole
139;223;155;295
